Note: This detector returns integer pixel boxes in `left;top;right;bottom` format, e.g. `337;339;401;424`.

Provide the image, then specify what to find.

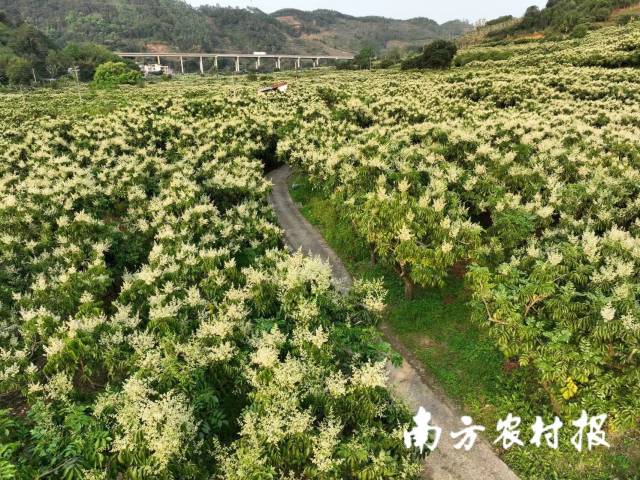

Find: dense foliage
92;61;142;88
401;40;458;69
0;15;54;84
59;43;129;82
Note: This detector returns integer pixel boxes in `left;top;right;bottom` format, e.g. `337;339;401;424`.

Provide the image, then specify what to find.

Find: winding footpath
267;165;519;480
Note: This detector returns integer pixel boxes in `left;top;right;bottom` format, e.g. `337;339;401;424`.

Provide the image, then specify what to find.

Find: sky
186;0;548;24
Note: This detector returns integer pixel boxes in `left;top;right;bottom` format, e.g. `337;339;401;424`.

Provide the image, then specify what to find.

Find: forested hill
485;0;640;40
1;0;216;53
0;11;131;85
0;12;56;83
0;1;472;55
270;9;471;54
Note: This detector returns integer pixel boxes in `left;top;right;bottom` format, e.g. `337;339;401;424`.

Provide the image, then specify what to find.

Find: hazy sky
186;0;547;24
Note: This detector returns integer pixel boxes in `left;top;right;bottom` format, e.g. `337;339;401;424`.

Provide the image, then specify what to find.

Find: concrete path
267;165;519;480
268;165;353;294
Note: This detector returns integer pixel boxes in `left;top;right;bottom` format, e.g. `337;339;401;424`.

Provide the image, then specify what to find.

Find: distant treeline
0;10;129;85
485;15;514;27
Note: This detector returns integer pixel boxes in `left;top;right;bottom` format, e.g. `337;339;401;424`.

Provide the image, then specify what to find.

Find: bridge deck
117;52;354;60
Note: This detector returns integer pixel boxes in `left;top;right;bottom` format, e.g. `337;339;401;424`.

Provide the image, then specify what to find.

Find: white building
139;64;173;77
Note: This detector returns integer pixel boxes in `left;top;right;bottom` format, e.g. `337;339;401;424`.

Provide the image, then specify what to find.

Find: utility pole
71;66;80;99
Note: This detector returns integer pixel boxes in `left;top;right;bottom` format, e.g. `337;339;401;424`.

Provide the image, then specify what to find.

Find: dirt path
267;165;519;480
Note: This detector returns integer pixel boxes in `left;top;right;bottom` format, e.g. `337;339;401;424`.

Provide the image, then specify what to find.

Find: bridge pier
255;56;260;70
157;55;161;65
276;57;281;70
313;57;320;68
199;57;204;75
180;56;184;74
295;57;301;70
235;57;240;73
214;56;218;70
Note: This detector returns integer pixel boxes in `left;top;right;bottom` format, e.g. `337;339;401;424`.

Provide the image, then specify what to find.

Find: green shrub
92;61;142;88
0;52;11;84
62;43;127;81
571;23;590;38
6;56;33;84
401;40;458;70
378;58;398;69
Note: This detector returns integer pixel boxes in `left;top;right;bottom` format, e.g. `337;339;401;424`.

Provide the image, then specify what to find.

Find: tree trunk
370;245;378;266
395;263;415;300
403;276;415;300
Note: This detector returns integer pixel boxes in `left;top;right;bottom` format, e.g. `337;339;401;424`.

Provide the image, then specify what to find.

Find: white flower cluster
0;89;414;477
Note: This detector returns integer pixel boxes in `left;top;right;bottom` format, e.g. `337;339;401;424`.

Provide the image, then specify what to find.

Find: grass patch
289;172;638;480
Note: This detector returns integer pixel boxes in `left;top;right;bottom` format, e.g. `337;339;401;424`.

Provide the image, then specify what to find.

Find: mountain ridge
0;0;472;55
